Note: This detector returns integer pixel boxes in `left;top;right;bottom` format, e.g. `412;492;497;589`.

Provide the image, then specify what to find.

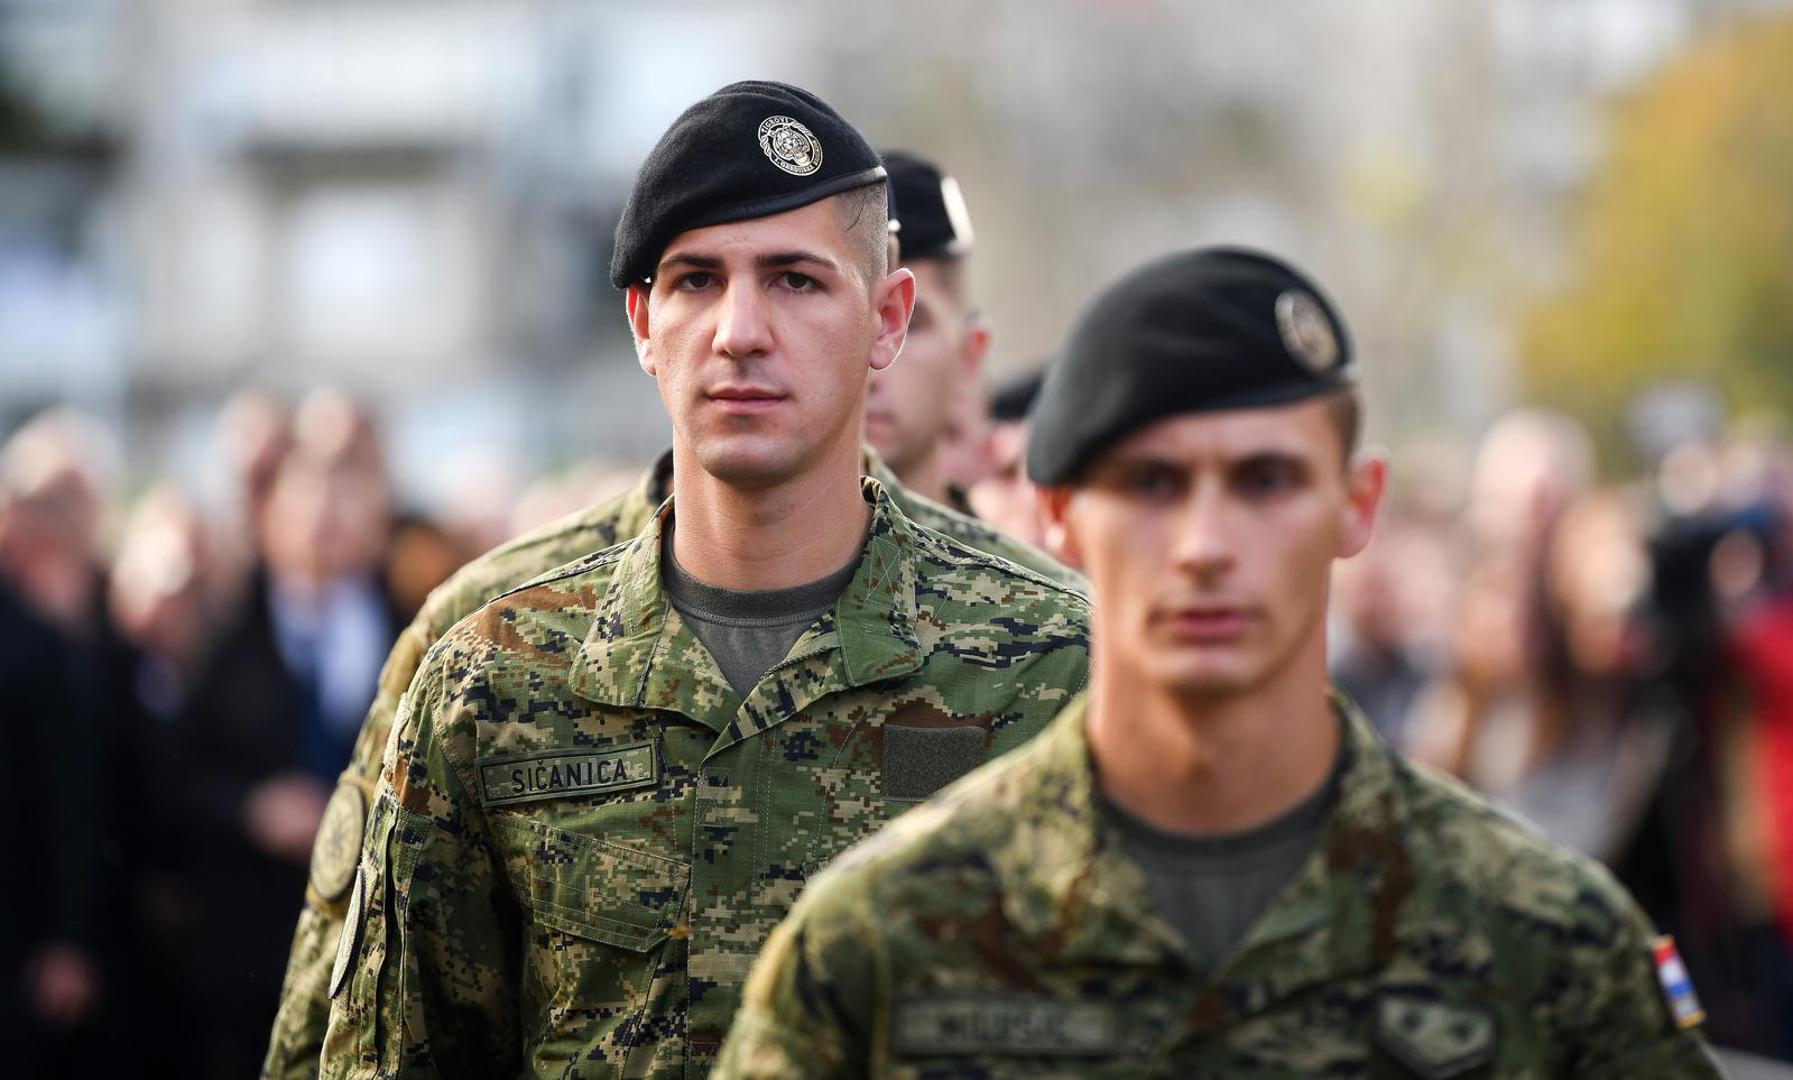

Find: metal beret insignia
1275;290;1339;373
758;115;823;176
309;782;366;902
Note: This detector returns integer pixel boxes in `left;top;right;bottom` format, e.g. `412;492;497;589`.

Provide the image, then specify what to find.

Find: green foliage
1522;15;1793;456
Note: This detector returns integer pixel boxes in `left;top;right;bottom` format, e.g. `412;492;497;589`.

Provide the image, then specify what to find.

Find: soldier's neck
668;440;871;592
890;446;946;505
1085;629;1338;837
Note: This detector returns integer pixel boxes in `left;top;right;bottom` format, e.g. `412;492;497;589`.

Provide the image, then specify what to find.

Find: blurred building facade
3;0;1790;509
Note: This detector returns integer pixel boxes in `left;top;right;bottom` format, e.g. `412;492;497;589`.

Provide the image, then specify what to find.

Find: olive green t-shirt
1103;736;1345;969
662;529;860;697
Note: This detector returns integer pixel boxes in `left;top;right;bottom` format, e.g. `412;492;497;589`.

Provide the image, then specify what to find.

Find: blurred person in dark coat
0;580;103;1072
172;389;397;1079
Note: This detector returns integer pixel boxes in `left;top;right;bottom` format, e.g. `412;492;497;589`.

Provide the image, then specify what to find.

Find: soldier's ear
1338;452;1386;559
1037;485;1081;568
960;314;992;379
868;268;915;374
626;284;655;376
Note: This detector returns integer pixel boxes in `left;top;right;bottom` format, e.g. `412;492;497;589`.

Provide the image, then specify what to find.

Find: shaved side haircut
832;183;890;289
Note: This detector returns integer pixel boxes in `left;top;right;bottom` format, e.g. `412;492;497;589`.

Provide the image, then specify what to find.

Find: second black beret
610;80;887;289
882;150;974;262
1027;247;1355;484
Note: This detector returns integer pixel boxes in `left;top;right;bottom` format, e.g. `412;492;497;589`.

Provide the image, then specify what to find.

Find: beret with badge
1026;247;1355;485
881;150;975;262
610;80;888;289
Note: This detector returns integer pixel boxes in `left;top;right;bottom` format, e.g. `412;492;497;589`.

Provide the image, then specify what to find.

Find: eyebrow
656;249;841;275
1102;448;1311;472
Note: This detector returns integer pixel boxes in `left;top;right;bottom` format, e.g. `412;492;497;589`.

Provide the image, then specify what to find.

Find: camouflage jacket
263;453;1082;1078
317;479;1090;1078
715;694;1725;1079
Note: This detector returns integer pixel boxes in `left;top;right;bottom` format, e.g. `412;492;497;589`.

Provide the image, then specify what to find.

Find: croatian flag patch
1651;935;1705;1030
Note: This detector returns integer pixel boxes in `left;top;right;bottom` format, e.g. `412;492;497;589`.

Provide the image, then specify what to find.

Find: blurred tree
1522;13;1793;461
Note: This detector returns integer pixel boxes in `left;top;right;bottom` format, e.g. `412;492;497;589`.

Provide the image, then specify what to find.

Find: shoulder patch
891;996;1119;1056
328;867;363;999
309;782;366;902
1652;935;1706;1030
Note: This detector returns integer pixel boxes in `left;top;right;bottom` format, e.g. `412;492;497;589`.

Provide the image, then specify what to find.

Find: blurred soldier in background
715;248;1722;1078
864;151;989;513
967;368;1049;552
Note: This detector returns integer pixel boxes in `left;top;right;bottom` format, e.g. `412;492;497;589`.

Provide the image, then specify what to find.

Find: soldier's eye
1233;458;1305;499
777;271;818;293
1119;463;1184;500
675;271;718;291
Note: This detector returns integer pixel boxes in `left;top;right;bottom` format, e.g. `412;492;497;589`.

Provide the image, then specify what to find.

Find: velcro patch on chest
477;743;658;807
1374;994;1494;1079
891;997;1119;1057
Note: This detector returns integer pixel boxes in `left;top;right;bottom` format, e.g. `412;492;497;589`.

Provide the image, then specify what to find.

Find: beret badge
1275;290;1339;373
758;115;823;176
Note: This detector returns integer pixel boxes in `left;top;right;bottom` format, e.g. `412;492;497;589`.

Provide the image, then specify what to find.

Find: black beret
989;369;1045;423
882;150;974;262
610;81;887;288
1027;247;1355;484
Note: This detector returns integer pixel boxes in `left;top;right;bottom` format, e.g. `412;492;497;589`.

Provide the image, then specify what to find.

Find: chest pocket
492;814;691;1025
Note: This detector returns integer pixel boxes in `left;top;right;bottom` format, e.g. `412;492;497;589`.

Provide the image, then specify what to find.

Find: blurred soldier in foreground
864;152;989;511
314;80;1088;1078
715;248;1724;1078
262;140;1077;1080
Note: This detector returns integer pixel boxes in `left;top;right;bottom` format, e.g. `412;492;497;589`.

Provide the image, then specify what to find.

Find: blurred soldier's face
864;259;988;476
968;420;1046;551
628;197;914;489
1042;399;1383;698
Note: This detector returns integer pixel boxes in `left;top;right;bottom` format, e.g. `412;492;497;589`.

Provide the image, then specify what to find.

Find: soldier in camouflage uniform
265;451;1080;1077
314;81;1090;1079
715;249;1724;1078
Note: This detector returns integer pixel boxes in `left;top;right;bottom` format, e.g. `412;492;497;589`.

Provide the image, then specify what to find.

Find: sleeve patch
1651;935;1706;1030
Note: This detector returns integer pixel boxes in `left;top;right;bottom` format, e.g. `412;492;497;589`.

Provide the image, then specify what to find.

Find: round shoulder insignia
310;783;366;903
328;868;362;999
757;115;824;177
1274;290;1340;373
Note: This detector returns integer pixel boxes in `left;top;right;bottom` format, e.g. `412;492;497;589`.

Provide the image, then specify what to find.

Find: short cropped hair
832;183;889;287
1324;386;1364;463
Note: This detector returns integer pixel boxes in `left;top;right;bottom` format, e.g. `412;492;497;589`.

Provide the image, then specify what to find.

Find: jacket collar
1000;690;1417;1022
567;476;925;751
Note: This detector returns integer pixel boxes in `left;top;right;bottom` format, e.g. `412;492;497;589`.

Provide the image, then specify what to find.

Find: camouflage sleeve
1557;869;1725;1078
713;873;884;1080
262;619;432;1079
319;658;518;1078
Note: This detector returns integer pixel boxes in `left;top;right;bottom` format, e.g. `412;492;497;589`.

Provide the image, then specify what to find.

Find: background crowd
6;380;1793;1072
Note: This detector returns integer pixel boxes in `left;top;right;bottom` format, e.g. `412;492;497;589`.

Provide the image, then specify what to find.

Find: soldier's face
628;198;914;489
864;259;987;475
1042;400;1383;698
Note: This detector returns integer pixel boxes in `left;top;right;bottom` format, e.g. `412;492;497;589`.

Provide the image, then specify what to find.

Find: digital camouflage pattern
263;453;1081;1079
317;477;1090;1078
715;694;1726;1079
